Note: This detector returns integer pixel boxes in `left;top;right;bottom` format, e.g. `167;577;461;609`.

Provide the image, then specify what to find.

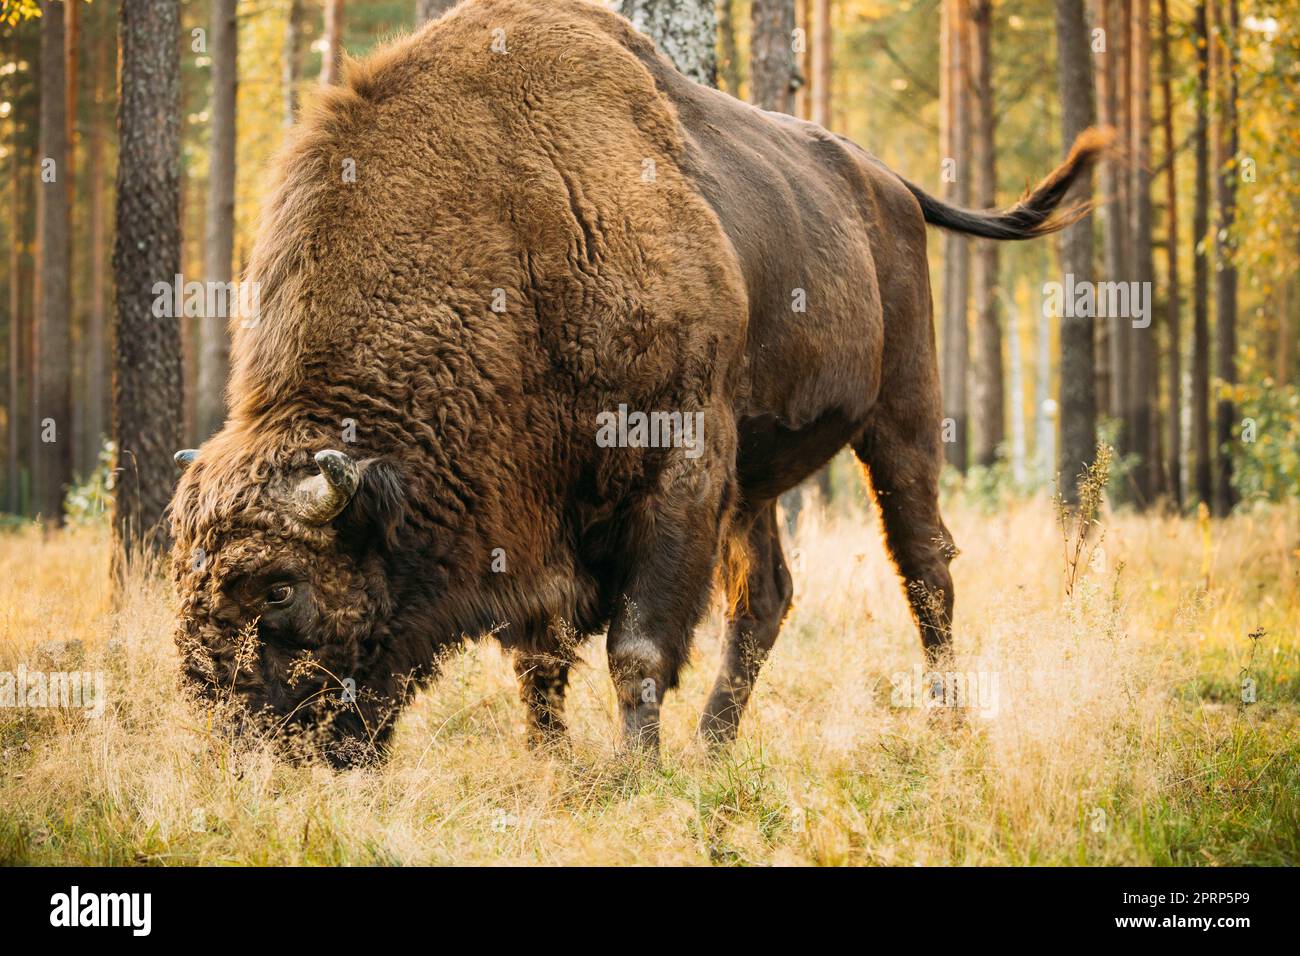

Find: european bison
170;0;1106;765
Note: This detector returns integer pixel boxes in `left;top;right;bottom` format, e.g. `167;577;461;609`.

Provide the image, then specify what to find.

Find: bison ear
336;458;408;551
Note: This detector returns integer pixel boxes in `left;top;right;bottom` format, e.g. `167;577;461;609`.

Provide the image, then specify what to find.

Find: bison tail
903;126;1115;241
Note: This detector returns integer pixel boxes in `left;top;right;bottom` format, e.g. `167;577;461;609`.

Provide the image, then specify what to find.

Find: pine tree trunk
64;0;77;213
283;0;305;126
66;0;82;477
811;0;830;127
1054;0;1098;502
940;0;970;473
1212;0;1238;516
113;0;184;568
37;0;72;526
719;0;742;96
321;0;345;86
1191;0;1211;506
5;36;20;514
18;24;39;515
1096;0;1126;423
181;180;199;446
1159;0;1181;508
65;0;78;156
1036;247;1056;483
616;0;717;87
794;0;811;116
1128;0;1156;505
1115;0;1135;462
969;0;1002;468
1005;287;1028;483
750;0;797;113
198;0;237;440
1086;0;1108;423
85;6;109;469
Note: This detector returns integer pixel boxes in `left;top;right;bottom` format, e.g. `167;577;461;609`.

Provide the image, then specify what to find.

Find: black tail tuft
904;127;1115;240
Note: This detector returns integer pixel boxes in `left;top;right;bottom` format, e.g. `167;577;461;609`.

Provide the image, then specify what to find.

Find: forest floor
0;494;1296;865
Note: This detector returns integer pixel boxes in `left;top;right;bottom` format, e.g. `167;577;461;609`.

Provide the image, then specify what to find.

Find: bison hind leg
852;416;956;662
698;502;793;746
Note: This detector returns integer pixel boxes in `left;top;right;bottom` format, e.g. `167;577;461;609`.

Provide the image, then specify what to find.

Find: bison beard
168;0;1108;767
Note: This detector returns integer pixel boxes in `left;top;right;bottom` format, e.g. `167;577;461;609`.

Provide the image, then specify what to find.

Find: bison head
169;443;412;767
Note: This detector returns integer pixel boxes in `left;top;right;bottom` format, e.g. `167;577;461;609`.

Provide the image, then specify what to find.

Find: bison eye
266;583;294;606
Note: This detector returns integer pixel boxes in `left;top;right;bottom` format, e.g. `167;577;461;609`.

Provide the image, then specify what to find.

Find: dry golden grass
0;494;1296;865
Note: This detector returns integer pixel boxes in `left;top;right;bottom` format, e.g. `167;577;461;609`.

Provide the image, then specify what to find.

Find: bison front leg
512;648;571;748
606;455;734;758
606;603;672;753
607;592;701;756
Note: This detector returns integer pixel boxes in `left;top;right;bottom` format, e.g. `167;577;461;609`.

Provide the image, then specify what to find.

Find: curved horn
174;449;199;471
294;450;360;525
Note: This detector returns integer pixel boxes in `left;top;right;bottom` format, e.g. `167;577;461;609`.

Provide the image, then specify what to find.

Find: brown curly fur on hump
178;0;748;583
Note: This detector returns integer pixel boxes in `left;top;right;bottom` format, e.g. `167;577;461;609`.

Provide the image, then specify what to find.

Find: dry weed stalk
1055;442;1112;597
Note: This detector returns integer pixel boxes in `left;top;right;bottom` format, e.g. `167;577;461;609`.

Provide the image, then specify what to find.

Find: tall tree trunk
1036;249;1056;483
1159;0;1181;508
811;0;830;127
181;180;199;445
64;0;78;213
320;0;345;86
65;0;81;476
1003;288;1028;483
415;0;457;24
750;0;797;113
113;0;184;568
1084;3;1108;422
616;0;717;86
83;0;108;470
794;0;811;116
5;38;20;514
16;23;38;515
37;0;72;526
283;0;305;126
1129;0;1156;505
940;0;970;473
969;0;1001;467
84;2;109;469
1212;0;1238;516
1054;0;1098;502
65;0;79;146
1191;0;1211;505
1096;0;1127;424
719;0;742;96
1115;0;1135;462
198;0;237;440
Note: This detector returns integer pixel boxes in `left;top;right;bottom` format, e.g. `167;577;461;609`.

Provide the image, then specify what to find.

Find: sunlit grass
0;494;1296;865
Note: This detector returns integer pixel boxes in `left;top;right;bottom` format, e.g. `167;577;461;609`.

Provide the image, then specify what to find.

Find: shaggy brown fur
169;0;1108;765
